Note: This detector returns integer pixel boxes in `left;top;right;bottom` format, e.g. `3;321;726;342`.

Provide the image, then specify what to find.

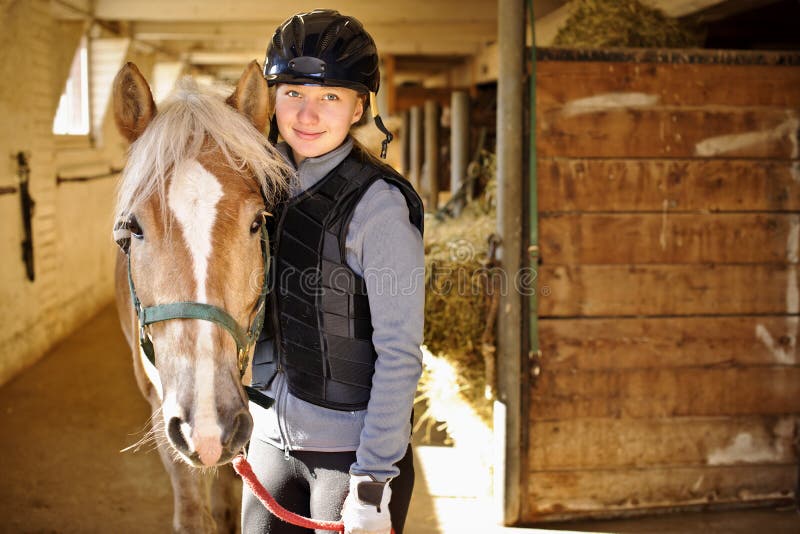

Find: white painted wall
0;1;154;386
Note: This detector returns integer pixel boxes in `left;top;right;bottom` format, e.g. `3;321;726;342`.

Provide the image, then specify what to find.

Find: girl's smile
293;129;323;140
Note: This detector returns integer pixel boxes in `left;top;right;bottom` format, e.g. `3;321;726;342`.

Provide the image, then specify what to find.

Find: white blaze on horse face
167;159;224;465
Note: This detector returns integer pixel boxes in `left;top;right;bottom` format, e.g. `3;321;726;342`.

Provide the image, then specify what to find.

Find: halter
114;215;274;409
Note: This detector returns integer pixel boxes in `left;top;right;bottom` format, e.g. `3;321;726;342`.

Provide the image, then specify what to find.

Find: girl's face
274;84;364;165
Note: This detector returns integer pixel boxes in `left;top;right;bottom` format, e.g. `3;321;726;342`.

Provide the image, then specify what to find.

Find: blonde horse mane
115;76;290;217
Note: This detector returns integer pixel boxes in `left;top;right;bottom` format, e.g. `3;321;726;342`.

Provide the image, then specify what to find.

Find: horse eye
129;216;144;239
250;216;262;234
251;211;268;234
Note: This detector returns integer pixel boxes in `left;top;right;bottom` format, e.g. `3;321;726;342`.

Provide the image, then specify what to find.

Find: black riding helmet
263;9;393;158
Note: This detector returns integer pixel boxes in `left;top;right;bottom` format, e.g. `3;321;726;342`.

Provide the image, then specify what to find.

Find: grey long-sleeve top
249;137;425;482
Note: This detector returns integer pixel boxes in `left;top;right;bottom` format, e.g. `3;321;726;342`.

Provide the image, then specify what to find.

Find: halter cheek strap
117;216;274;409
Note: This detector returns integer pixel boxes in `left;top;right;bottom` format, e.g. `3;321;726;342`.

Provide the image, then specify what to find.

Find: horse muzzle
164;400;253;467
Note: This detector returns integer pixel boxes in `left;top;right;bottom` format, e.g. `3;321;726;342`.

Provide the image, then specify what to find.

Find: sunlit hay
553;0;704;49
415;346;493;490
423;151;497;423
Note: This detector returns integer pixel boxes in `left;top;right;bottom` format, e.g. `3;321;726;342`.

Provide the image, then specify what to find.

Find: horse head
112;62;288;467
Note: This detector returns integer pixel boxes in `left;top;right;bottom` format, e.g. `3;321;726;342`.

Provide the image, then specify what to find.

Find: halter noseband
115;215;274;409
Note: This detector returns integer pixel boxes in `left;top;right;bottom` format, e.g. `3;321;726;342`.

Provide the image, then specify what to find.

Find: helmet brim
265;74;371;95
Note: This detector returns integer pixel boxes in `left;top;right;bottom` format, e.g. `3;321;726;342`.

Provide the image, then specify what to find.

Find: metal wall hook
15;151;35;282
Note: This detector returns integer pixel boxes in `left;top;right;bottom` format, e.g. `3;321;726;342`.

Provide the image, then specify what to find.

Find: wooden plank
540;213;798;264
528;416;799;471
537;107;800;159
530;367;800;420
539;316;800;370
538;264;795;317
538;159;800;212
537;61;800;108
526;464;796;520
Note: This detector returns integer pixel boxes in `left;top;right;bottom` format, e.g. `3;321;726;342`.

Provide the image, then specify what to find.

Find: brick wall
0;1;153;386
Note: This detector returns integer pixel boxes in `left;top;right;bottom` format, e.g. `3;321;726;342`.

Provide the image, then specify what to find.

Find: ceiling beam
184;51;265;66
184;42;477;66
132;21;282;41
372;39;480;56
131;20;496;43
131;20;492;55
50;0;93;20
95;0;497;23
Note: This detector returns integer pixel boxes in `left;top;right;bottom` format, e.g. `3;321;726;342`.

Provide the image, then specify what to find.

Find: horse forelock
114;76;290;220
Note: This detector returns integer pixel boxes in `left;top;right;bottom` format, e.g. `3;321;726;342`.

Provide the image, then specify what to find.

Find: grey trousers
241;439;415;534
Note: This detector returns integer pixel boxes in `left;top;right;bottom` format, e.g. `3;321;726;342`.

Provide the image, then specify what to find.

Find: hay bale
553;0;703;49
422;152;497;423
424;203;494;356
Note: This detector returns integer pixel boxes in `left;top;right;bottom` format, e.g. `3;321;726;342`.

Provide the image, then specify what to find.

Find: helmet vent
337;34;367;63
292;16;305;55
316;22;342;57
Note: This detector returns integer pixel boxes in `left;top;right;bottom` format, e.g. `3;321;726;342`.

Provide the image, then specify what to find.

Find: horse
111;61;289;532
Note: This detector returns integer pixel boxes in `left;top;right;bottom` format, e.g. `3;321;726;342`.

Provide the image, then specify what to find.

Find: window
53;36;89;135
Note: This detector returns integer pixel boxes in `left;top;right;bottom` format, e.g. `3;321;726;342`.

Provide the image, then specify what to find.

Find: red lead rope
232;455;396;534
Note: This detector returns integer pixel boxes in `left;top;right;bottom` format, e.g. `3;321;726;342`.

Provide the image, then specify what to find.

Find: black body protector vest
262;148;423;411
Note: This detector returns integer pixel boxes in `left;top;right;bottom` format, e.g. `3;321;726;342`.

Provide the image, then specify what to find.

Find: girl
242;10;425;534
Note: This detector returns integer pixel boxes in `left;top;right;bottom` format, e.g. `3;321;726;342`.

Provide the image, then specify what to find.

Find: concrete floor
1;305;798;533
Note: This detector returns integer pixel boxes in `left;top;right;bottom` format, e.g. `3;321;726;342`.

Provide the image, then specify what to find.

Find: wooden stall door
528;50;800;521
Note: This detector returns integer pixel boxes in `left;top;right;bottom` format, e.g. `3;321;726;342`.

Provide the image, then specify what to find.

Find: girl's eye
286;89;300;98
322;93;339;101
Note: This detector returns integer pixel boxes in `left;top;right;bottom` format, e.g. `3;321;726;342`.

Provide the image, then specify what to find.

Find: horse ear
113;62;156;143
227;60;269;133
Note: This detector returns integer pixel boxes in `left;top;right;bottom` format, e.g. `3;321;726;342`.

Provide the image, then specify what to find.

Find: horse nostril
223;410;253;451
167;416;190;453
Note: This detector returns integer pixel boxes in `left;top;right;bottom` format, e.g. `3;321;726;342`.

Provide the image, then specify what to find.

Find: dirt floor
0;305;449;534
1;305;798;533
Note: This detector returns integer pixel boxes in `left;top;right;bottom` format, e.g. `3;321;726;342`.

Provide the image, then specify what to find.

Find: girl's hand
341;474;392;534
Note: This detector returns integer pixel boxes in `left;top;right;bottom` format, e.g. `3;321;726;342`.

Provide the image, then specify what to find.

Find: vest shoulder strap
338;146;425;239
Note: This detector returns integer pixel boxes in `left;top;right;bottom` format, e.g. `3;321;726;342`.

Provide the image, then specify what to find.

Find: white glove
341;474;392;534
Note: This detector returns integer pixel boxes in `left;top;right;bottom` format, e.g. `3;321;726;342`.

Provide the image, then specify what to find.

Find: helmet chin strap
370;92;393;159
